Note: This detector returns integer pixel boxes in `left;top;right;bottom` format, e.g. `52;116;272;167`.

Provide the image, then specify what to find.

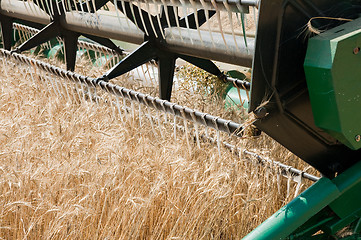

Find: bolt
356;135;361;142
254;107;268;119
353;47;360;55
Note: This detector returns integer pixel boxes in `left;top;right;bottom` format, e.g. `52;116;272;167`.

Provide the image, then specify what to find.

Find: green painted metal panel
304;18;361;150
329;180;361;219
242;178;340;240
243;158;361;239
225;87;249;109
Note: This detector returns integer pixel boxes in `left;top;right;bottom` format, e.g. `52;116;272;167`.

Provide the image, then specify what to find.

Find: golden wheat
0;57;315;239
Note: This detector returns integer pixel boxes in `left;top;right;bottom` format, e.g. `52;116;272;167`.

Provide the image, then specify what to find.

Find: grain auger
2;0;361;239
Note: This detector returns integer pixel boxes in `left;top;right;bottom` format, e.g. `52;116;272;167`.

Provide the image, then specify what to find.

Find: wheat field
0;56;316;239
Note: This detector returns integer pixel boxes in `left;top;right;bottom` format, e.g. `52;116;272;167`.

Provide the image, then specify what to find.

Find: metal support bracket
0;14;13;50
98;39;226;101
99;1;224;101
8;0;120;71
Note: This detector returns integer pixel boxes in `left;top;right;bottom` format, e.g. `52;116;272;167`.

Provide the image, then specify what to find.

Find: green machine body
304;18;361;150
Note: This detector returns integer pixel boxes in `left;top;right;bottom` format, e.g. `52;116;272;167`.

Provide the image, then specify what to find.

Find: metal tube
0;49;243;136
123;0;258;11
242;149;320;182
0;1;50;25
63;11;144;45
165;28;254;67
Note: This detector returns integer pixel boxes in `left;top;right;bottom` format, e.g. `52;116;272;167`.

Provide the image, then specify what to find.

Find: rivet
353;47;360;55
356;135;361;142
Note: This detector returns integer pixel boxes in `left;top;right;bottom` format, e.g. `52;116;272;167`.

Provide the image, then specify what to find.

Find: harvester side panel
251;0;361;177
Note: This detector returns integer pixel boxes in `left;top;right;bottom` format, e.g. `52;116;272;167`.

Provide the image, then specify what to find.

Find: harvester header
2;0;361;238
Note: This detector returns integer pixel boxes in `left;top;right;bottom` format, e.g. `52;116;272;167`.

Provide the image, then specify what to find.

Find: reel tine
91;80;99;105
153;0;166;39
211;0;229;51
286;171;291;199
85;0;90;13
160;1;174;38
145;1;158;38
223;1;239;51
47;75;60;97
293;173;303;198
145;63;154;86
42;0;54;17
46;74;58;97
115;96;124;122
135;93;143;127
72;0;79;12
113;0;124;31
108;93;117;122
47;0;55;16
25;28;33;42
45;39;51;50
69;79;79;104
1;57;7;76
132;0;149;36
68;79;77;103
212;117;222;158
236;3;249;52
56;37;64;55
18;28;26;43
129;94;135;122
78;0;85;12
55;0;63;16
85;47;92;66
200;0;215;47
101;51;108;69
189;0;204;46
91;0;98;14
180;107;192;154
87;84;93;104
65;0;70;12
169;103;177;141
119;0;133;30
56;75;67;99
143;94;158;136
140;64;149;85
61;76;72;102
160;99;168;123
170;3;183;41
60;0;67;14
120;91;129;120
201;113;209;139
111;55;116;70
190;111;201;149
78;80;87;103
152;98;164;139
277;171;281;194
150;62;158;87
68;0;74;12
145;63;154;85
179;0;193;44
128;1;141;31
133;65;141;83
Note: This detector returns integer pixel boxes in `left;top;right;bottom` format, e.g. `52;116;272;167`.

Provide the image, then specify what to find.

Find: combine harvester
1;0;361;239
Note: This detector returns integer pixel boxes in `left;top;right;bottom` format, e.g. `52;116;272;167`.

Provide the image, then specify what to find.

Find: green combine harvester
1;0;361;238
